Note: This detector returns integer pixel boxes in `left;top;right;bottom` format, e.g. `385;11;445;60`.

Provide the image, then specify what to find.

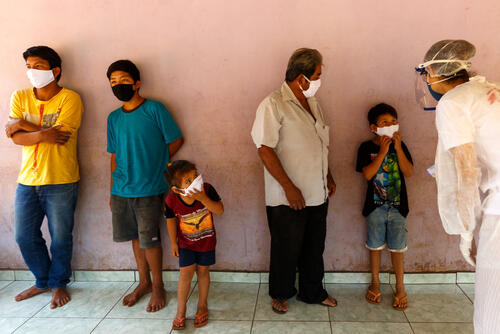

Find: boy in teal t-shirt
106;59;184;312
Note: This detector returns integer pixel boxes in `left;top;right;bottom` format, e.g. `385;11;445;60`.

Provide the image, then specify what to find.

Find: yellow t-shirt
9;88;84;186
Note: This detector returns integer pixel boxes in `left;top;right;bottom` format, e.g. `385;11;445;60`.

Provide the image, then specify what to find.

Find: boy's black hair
106;59;140;82
165;160;197;188
23;46;62;81
368;103;398;125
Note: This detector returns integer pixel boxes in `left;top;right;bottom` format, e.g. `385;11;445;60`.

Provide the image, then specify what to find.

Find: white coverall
435;76;500;333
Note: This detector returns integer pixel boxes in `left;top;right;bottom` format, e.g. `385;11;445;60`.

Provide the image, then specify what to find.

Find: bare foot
50;288;71;309
146;284;166;312
366;283;382;304
271;299;288;313
123;282;152;307
321;294;337;307
15;286;50;302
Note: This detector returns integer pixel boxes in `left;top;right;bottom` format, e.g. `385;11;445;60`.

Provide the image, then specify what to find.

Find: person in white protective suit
416;39;500;333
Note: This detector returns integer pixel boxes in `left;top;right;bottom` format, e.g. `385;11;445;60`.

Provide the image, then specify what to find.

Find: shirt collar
281;81;300;103
280;81;317;104
469;75;485;83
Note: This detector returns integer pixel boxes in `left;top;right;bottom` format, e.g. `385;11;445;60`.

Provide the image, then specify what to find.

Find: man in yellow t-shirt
5;46;83;309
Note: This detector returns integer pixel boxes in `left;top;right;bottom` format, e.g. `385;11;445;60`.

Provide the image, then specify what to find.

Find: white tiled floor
0;280;474;334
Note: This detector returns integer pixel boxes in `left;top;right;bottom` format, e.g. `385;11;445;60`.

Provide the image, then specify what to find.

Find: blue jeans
14;182;78;289
365;204;407;252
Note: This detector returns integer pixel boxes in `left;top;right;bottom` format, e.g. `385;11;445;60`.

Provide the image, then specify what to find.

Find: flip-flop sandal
194;312;209;328
271;299;288;314
366;288;382;305
172;317;185;330
393;295;408;311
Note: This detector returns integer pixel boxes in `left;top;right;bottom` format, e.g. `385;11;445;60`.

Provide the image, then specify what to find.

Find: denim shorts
179;248;216;267
365;204;407;253
111;194;163;249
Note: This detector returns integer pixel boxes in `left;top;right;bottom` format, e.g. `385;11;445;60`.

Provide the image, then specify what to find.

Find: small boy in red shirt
165;160;224;330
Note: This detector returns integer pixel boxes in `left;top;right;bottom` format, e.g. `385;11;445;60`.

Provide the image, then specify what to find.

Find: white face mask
26;69;55;88
300;75;321;98
183;174;203;196
376;124;399;138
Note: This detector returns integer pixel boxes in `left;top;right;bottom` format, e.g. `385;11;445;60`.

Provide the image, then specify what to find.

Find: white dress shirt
251;82;330;207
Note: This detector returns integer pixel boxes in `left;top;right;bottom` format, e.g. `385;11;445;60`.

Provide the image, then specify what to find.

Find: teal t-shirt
107;99;182;197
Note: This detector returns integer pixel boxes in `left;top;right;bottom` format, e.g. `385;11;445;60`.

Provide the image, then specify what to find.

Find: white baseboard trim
0;270;475;284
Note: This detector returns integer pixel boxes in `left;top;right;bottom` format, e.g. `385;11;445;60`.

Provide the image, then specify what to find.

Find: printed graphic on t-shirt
371;153;401;204
178;207;215;242
42;111;60;128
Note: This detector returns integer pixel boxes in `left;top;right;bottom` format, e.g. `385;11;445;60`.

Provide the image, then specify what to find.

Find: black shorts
111;194;163;249
179;248;216;267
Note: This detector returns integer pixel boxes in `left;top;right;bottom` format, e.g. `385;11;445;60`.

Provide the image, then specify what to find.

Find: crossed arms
5;118;71;146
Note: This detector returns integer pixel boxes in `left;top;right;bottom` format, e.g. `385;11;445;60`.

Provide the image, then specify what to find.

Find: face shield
414;67;438;111
414;59;471;111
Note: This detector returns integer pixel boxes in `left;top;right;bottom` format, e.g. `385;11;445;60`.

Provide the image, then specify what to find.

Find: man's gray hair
285;48;322;82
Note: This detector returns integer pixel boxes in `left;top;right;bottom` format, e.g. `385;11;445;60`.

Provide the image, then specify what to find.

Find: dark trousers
266;201;328;303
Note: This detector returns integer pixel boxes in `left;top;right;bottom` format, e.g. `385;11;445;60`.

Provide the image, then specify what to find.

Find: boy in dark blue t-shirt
356;103;413;311
106;60;184;312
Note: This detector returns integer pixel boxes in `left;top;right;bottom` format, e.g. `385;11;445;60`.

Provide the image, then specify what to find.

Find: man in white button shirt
251;48;337;314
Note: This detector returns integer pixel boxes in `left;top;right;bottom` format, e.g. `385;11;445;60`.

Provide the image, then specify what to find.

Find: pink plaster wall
1;0;499;271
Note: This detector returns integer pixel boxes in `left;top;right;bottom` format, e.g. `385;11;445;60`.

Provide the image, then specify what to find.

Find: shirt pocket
42;112;60;128
315;122;330;147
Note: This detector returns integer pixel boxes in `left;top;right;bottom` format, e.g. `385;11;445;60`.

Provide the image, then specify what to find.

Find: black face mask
112;84;135;101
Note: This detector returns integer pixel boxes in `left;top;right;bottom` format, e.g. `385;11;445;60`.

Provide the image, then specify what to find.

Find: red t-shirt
165;183;220;252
